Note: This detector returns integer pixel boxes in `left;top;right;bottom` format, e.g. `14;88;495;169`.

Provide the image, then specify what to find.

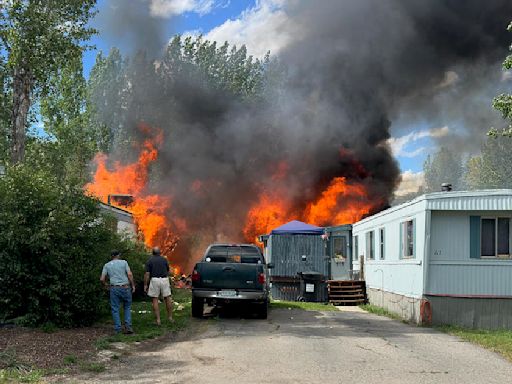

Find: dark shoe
124;327;134;334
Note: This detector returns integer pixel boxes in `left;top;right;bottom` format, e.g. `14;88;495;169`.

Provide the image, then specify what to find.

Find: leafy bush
0;164;142;327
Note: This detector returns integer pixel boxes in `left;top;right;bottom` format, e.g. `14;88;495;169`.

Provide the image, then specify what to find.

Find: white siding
427;210;512;296
430;212;469;262
352;199;426;298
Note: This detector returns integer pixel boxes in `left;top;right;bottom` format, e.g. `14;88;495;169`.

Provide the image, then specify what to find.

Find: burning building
86;0;512;273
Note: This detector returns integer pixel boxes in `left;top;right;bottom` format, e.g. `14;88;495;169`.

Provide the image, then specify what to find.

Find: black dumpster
297;271;327;302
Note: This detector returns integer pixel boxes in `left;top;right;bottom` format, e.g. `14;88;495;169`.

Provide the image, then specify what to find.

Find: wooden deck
327;280;367;305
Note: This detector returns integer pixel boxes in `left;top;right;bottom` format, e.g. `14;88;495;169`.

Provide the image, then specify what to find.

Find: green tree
86;48;129;153
492;21;512;135
423;147;464;192
160;35;269;100
39;57;98;183
87;36;273;155
0;56;10;161
465;136;512;189
0;0;96;164
0;164;148;326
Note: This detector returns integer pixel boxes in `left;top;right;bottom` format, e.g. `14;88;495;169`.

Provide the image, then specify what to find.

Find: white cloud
388;126;449;158
204;0;294;57
395;170;424;197
148;0;214;17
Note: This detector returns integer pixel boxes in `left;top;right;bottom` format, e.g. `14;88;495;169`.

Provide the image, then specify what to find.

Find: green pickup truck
191;244;272;319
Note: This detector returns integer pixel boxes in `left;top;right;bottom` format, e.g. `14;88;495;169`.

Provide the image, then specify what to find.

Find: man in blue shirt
100;250;136;334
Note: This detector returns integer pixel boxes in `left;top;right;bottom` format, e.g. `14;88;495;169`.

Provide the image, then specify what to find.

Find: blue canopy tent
270;220;324;236
264;220;327;301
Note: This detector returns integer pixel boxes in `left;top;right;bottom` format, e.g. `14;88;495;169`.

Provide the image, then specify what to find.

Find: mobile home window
333;237;347;259
379;228;385;260
400;220;415;258
481;218;510;257
366;231;375;260
353;235;359;261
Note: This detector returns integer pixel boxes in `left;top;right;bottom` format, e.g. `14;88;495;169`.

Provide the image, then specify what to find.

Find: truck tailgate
195;262;264;290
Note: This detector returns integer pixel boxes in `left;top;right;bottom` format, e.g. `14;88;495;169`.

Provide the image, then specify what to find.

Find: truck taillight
192;270;200;282
258;272;266;284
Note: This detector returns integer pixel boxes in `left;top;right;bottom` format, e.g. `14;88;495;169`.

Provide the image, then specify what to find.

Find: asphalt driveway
66;307;512;384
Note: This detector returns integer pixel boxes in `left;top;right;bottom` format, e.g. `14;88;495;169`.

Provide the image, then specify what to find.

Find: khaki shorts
147;277;172;298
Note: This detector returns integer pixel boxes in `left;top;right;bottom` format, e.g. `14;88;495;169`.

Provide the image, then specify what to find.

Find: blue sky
82;0;437;182
83;0;256;76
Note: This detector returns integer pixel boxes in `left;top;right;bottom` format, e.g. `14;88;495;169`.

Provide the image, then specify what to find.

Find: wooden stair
327;280;367;306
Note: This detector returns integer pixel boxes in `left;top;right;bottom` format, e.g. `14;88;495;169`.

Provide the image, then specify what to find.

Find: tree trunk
10;67;33;164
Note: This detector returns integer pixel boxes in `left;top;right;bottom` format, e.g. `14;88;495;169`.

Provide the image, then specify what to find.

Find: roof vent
441;183;452;192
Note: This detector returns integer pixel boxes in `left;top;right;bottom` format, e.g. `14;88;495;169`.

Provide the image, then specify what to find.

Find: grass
360;305;512;362
438;325;512;362
0;368;44;383
62;355;77;366
78;362;105;373
0;349;43;384
95;288;192;349
359;304;408;322
271;300;338;312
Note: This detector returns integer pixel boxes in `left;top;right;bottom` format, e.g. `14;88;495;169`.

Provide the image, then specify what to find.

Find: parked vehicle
191;244;273;319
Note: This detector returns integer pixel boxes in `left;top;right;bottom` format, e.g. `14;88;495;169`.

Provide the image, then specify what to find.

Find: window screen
353;236;359;261
401;220;414;258
366;231;374;259
379;228;385;259
498;218;510;255
406;220;414;257
481;219;496;256
333;237;347;258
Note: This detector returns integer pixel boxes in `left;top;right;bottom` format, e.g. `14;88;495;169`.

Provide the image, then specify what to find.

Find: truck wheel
256;301;268;319
192;296;204;318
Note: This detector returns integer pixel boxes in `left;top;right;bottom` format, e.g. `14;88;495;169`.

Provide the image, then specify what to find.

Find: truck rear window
205;246;263;264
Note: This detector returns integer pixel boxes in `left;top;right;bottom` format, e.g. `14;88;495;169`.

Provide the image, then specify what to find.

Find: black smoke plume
95;0;512;270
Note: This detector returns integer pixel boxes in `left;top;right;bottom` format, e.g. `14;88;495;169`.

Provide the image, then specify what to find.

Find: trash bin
297;271;327;302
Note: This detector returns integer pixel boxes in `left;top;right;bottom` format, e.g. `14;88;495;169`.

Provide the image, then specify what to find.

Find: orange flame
85;123;174;248
304;177;373;226
243;191;295;243
243;160;377;240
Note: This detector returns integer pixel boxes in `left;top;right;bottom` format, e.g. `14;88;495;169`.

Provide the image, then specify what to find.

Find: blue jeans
110;287;132;332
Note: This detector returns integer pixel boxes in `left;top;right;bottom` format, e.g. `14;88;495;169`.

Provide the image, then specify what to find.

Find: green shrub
0;164;140;327
63;355;78;365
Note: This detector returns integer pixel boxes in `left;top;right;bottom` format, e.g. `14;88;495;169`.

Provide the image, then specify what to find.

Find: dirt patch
0;325;111;369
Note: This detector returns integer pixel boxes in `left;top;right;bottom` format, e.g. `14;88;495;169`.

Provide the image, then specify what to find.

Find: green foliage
359;304;406;322
162;35;269;99
0;1;96;163
439;325;512;362
39;57;98;184
86;48;129;153
79;362;105;373
0;0;96;92
0;367;43;383
0;349;18;370
62;355;78;366
423;147;464;192
87;35;278;154
40;322;58;334
0;164;135;327
491;21;512;135
464;135;512;189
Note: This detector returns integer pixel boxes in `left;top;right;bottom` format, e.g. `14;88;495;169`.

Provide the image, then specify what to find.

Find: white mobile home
352;190;512;328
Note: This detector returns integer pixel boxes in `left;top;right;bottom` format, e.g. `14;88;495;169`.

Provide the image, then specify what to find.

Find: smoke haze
95;0;512;269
